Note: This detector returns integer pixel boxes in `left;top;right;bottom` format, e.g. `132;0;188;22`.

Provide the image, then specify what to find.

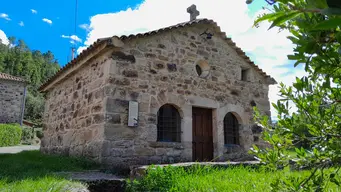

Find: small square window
241;69;249;81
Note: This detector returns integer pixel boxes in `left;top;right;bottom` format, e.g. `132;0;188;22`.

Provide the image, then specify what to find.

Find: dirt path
0;145;40;154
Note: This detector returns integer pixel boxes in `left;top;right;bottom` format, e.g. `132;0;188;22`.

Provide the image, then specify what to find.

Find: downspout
20;84;27;126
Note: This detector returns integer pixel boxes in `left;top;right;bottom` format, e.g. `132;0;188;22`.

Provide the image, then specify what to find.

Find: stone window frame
241;68;250;81
195;60;210;79
156;104;182;143
223;112;240;145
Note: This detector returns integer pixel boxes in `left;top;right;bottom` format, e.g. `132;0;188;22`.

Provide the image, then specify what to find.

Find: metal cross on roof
187;4;200;21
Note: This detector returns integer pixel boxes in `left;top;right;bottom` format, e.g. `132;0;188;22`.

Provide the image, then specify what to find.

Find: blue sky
0;0;265;65
0;0;144;64
0;0;305;119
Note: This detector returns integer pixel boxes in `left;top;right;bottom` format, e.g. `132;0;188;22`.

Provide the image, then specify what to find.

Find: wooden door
192;107;213;161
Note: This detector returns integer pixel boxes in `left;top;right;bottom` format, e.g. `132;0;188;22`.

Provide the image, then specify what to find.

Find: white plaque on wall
128;101;139;127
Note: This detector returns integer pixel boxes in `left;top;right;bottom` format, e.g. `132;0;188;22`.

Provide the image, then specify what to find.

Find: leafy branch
247;0;341;190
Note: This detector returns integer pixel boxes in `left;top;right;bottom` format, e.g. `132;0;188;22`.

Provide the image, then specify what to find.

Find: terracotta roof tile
0;72;26;82
39;18;276;91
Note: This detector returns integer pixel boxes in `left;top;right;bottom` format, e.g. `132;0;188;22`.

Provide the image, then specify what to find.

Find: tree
247;0;341;190
0;37;60;124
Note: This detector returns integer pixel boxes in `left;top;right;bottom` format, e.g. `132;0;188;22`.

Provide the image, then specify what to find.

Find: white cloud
79;24;91;32
42;18;52;25
78;0;305;120
0;29;9;45
31;9;37;14
61;35;82;44
0;13;11;21
18;21;24;27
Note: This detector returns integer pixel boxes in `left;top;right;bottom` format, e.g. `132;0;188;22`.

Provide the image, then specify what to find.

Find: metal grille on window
223;112;239;145
157;104;181;142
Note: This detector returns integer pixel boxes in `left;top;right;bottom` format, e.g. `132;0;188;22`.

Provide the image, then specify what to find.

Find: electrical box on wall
128;101;139;127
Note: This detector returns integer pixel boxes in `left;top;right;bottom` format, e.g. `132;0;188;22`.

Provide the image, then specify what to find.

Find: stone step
56;170;126;192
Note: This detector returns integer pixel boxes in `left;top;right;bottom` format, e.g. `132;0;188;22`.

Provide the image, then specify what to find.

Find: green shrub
35;130;43;139
0;124;22;147
21;126;34;145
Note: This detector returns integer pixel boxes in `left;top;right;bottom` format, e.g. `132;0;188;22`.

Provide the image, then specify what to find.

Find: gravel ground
0;145;40;154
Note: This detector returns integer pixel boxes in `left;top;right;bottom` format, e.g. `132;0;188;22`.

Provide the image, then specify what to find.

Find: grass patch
0;150;100;191
126;165;341;192
0;124;22;147
0;177;86;192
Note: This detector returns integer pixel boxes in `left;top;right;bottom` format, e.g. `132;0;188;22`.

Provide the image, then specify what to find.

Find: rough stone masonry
39;17;276;168
0;73;27;124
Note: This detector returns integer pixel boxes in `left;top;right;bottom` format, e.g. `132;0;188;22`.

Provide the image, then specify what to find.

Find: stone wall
0;79;26;124
41;23;272;168
40;52;112;161
101;23;271;167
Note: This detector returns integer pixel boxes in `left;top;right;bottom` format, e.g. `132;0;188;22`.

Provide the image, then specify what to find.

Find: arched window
157;104;181;142
224;112;239;145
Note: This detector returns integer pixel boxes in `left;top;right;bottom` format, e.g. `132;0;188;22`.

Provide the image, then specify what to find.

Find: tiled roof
0;72;26;82
39;18;276;92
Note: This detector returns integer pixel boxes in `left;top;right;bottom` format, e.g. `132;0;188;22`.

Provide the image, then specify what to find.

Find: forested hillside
0;37;60;124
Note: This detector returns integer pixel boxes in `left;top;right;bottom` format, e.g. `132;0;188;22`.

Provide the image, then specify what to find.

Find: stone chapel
39;5;276;168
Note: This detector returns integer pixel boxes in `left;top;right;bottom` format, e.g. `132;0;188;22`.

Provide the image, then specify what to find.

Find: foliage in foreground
0;150;99;191
0;124;22;147
246;0;341;190
126;165;341;192
21;126;43;145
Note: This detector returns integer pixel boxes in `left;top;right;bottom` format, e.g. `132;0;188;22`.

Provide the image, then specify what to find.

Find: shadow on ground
0;150;109;191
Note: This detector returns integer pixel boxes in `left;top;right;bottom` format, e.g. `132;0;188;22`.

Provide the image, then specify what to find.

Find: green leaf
272;103;279;110
305;40;318;54
254;12;286;26
246;0;253;4
294;60;301;67
336;32;341;42
313;17;341;30
268;11;301;30
287;36;299;43
288;54;302;60
307;0;328;9
331;177;341;186
305;56;312;71
321;8;341;15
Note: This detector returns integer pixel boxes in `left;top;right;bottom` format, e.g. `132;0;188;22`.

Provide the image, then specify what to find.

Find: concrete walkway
0;145;40;154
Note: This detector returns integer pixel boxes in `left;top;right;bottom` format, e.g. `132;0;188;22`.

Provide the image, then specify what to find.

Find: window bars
157;104;181;142
224;112;239;145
